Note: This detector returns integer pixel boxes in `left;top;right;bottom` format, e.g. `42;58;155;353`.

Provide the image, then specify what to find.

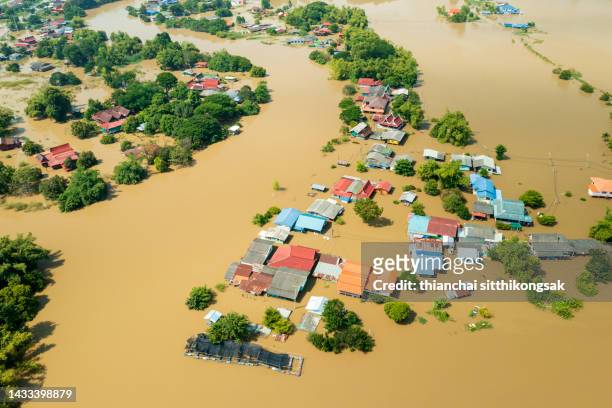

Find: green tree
58;169;108;212
249;66;267;77
495;144;507;160
207;312;250;344
411;201;425;216
113;158;148;185
154;156;170;172
0;107;15;135
11;165;42;196
156;72;178;94
354;198;383;223
430;111;473;146
519;190;545;209
262;308;295;335
77;151;98;169
488;237;542;282
71;120;99;139
436;161;463;189
340;105;362;125
0;162;15;195
0;282;39;331
585;249;611;283
393;159;415;176
383;302;411;323
417;160;440;181
21;140;43;156
25;87;73;122
589;209;612;242
322;299;361;332
39;175;69;200
185;286;215;310
254;81;271;103
423;179;440;196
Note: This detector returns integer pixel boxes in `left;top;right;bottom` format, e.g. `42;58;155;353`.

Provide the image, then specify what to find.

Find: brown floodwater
1;0;612;407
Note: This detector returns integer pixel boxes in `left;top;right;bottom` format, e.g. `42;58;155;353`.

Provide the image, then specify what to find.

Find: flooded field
1;0;611;407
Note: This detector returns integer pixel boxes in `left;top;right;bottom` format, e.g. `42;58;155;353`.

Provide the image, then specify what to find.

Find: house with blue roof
274;208;302;229
407;214;430;238
294;213;327;233
410;241;443;277
496;3;520;15
504;22;529;29
470;174;497;201
492;192;533;225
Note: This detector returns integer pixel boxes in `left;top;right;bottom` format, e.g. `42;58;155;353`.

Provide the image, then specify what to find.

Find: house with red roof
357;77;383;96
36;143;78;170
186;77;220;91
331;176;376;203
267;245;318;272
92;106;130;134
407;214;460;246
374;181;393;194
313;27;332;36
373;113;404;129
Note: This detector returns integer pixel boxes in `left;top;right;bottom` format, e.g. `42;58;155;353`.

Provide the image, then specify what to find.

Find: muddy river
1;0;611;407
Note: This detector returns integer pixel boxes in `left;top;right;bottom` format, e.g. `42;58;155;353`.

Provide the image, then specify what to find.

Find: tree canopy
430;111;473;146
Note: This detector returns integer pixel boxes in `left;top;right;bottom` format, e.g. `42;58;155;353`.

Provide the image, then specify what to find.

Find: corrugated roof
274;208;302;228
337;261;365;296
294;213;327;233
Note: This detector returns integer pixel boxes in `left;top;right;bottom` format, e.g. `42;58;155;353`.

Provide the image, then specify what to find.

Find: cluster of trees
49;72;82;87
185;286;216;310
0;107;15;136
309;50;331;65
437;5;479;23
519;190;545;209
25;87;73;122
71;120;99;139
391;92;424;129
338;97;362;125
393;159;415;177
252;206;281;227
285;2;368;31
262;308;295;335
417;160;469;197
307;299;374;353
589;208;612;242
112;158;148;185
430;111;473;146
57;169;108;212
576;249;611;297
0;234;51;390
441;189;471;220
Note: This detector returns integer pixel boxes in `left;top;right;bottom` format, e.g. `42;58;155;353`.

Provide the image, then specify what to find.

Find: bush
423;179;440;196
77;151;98;169
49;72;82;86
342;84;357;95
411;201;425;216
39;175;68;200
537;214;557;226
520;190;545;208
113;159;148;185
495;144;507;160
576;271;598;297
22;140;43;156
11;165;42;196
58;169;108;212
383;302;411;323
558;70;572;80
71;120;99;139
321;142;335;152
100;134;117;144
120;140;133;152
356;161;368;172
154;156;170;172
309;50;330;65
496;221;512;230
262;308;295;335
249;65;266;77
354;198;383;223
185;286;215;310
6;63;20;72
580;82;594;93
393;159;415;176
63;157;77;171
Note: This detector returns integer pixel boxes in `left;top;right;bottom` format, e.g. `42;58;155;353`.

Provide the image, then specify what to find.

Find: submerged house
491;192;533;225
294;213;327;233
267;245;318;273
373;113;404;129
258;225;291;243
312;254;343;281
361;95;390;115
399;191;417;205
423;149;445;161
496;3;520;15
337;261;366;298
357;77;383;96
349;122;372;139
366;151;393;169
473;155;500;174
451;154;473;171
409;241;444;277
374;129;406;145
331;176;375;203
274;208;302;229
92;106;130;134
306;198;344;220
407;214;460;246
529;234;576;259
0;136;21;151
36;143;78;170
458;223;503;245
267;266;311;301
241;238;275;268
470;174;497;201
30;61;54;72
587;177;612;198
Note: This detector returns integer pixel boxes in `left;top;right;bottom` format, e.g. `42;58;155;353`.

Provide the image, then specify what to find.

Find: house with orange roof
337;261;366;298
588;177;612;198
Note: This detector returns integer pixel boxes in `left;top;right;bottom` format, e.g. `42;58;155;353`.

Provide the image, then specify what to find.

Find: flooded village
1;0;612;407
